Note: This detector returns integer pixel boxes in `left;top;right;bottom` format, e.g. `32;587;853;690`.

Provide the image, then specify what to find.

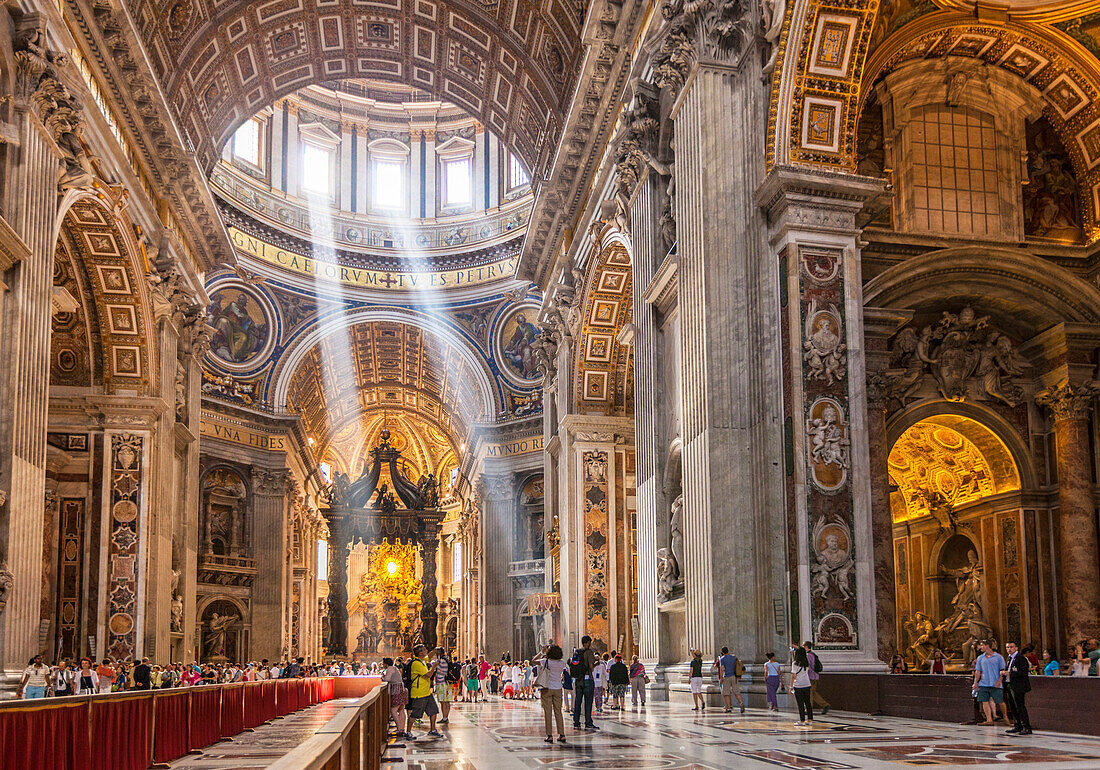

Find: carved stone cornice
520;0;651;287
1036;381;1098;422
57;0;230;267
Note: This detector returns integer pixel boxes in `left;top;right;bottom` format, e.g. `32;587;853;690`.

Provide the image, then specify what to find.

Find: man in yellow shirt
407;644;443;738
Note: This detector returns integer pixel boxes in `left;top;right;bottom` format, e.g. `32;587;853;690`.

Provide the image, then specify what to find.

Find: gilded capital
1036;381;1098;422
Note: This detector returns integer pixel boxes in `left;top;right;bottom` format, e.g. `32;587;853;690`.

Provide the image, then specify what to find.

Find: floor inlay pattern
175;693;1100;769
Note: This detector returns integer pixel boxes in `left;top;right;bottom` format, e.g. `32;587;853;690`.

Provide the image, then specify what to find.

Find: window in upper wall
443;156;472;207
373;159;405;209
908;105;999;237
317;539;328;577
452;540;462;584
509;154;530;190
301;142;334;195
232;118;263;168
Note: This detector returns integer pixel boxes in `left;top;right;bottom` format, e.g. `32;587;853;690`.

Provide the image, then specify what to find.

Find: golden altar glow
888;417;1020;523
347;539;422;616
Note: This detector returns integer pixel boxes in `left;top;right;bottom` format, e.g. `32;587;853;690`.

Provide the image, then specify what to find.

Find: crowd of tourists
17;654;336;699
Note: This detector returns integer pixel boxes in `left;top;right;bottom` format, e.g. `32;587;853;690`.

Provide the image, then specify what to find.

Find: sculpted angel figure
808;405;850;469
977;332;1028;406
903;612;935;667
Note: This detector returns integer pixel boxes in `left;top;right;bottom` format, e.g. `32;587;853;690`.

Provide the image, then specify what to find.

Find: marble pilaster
250;467;291;660
669;60;787;665
0;101;69;676
756;165;886;670
1036;382;1100;647
863;308;912;662
478;472;513;657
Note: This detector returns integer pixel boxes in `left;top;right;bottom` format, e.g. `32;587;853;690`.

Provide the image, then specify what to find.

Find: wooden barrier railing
0;677;336;770
268;684;390;770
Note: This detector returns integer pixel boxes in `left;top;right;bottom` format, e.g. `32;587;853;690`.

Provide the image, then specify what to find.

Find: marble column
1036;382;1100;647
250;468;290;660
325;509;349;657
479;473;513;657
0;91;68;677
669;60;787;664
419;522;440;651
756;166;885;670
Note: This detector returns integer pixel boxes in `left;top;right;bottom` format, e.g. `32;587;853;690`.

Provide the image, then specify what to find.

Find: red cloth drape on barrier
220;684;245;739
309;678;320;705
91;694;152;770
152;691;191;765
0;700;90;770
275;679;294;716
243;681;267;729
320;677;335;701
261;680;278;723
189;687;223;751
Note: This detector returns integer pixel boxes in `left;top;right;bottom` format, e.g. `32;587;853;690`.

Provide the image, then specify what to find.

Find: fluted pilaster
251;467;291;660
672;62;785;661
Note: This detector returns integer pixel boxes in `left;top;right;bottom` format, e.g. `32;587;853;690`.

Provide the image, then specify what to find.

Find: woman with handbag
629;655;648;707
382;657;412;740
533;645;567;743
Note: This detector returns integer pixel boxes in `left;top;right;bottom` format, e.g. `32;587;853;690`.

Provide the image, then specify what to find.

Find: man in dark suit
1003;641;1032;735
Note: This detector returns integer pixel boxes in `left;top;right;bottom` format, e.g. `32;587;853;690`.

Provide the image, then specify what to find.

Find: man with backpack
714;646;746;713
406;644;443;738
570;635;599;730
435;648;456;724
804;641;829;715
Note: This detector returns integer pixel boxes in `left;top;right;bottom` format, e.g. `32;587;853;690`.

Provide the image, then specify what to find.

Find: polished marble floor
390;697;1100;770
166;693;1100;769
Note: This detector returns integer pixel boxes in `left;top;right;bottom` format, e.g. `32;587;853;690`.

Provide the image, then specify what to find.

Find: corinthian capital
1036;381;1098;422
252;467;292;497
654;0;752;94
478;473;513;503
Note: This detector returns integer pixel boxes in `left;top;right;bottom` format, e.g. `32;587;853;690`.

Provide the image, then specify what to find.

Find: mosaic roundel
208;285;275;370
493;303;541;387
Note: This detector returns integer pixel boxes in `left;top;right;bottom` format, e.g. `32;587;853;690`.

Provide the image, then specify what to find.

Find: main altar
321;429;443;658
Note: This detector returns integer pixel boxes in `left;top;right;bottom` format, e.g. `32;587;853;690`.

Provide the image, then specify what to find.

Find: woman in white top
501;662;513;698
533;645;568;743
76;658;99;695
788;645;814;725
511;659;524;698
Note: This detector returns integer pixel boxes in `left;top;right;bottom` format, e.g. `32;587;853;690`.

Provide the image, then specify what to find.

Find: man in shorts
407;645;443;738
433;648;454;724
713;647;745;714
972;639;1008;725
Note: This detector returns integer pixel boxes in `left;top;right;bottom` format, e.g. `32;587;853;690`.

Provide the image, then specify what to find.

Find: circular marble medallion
207;284;276;370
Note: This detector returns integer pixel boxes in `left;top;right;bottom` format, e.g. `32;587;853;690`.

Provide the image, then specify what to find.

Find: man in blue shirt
712;647;745;714
971;640;1008;725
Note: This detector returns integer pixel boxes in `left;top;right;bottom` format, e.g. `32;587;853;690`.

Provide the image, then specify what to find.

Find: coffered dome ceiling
286;320;487;464
130;0;585;176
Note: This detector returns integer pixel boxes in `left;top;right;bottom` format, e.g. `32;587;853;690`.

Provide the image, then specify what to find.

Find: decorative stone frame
229;108;273;179
297;121;341;202
367;137;411;216
436;135;476;214
876;57;1042;242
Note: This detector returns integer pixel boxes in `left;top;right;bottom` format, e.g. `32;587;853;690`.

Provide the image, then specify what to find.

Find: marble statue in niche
204;611;239;660
657;494;685;603
170;595;183;633
1024;117;1082;242
885;308;1028;406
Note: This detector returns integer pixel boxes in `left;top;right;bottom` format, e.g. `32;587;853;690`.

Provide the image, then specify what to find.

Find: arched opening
888;412;1025;671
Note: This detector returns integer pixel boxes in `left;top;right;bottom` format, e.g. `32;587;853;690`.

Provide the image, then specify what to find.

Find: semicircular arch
863;246;1100;336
